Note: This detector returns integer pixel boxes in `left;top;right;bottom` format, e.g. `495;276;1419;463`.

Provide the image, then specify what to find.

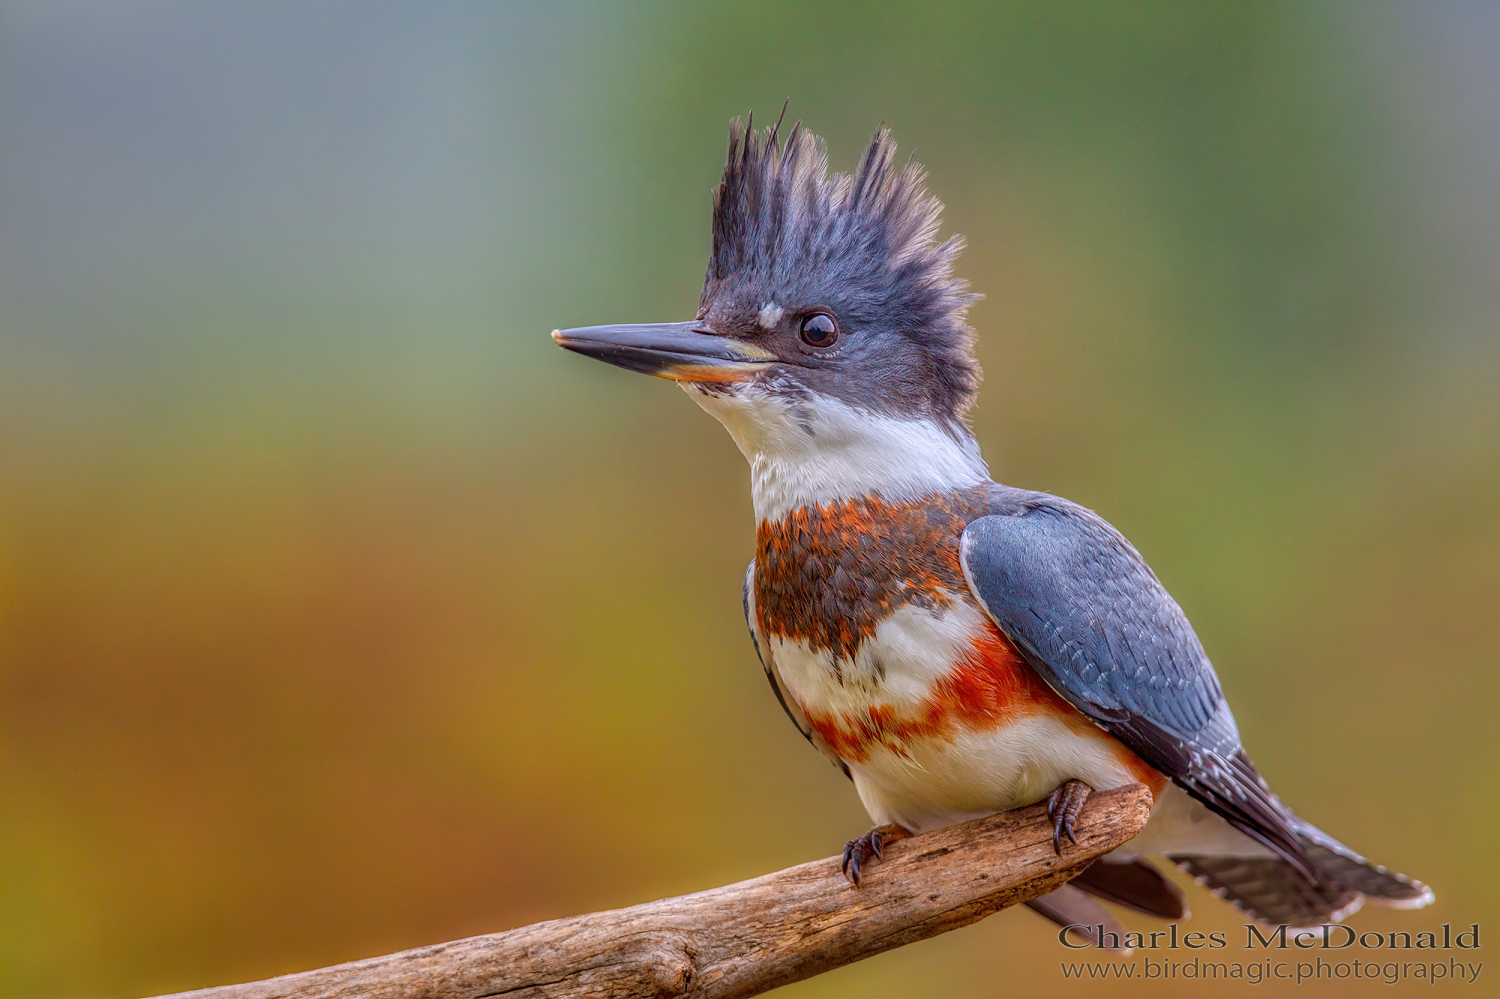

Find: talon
1046;779;1092;854
841;824;908;886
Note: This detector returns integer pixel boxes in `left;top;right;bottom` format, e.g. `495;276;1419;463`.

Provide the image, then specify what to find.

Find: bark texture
155;783;1151;999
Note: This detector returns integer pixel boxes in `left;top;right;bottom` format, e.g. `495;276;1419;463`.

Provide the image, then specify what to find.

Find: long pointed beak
551;322;775;382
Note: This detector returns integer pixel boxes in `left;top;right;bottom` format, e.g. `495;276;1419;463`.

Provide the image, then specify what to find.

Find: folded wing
959;491;1314;880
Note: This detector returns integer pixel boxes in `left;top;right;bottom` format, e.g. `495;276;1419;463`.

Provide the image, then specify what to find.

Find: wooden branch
155;784;1151;999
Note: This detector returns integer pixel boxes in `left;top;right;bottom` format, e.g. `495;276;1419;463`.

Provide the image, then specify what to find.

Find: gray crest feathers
704;114;982;420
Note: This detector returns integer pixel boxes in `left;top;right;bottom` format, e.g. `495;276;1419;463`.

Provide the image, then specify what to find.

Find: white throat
685;384;989;522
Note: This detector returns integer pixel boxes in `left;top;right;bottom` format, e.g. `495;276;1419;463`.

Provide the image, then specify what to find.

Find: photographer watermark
1056;922;1483;985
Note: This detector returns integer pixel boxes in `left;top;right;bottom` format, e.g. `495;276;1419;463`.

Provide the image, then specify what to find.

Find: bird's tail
1025;858;1188;948
1170;818;1433;928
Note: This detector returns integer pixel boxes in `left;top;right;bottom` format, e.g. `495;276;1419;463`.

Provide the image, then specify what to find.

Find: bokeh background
1;2;1496;996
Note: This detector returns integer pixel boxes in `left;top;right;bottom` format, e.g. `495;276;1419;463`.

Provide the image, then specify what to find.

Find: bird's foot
1046;779;1093;854
842;823;909;886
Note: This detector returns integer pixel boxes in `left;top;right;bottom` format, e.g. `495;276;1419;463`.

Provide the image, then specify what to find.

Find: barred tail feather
1170;855;1363;928
1291;818;1434;910
1171;820;1432;928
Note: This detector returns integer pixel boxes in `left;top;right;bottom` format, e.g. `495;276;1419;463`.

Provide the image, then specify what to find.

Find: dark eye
800;313;838;348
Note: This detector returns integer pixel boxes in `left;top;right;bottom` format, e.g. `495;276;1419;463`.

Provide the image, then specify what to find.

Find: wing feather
960;490;1313;879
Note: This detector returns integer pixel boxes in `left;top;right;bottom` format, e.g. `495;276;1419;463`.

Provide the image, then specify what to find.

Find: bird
551;112;1432;940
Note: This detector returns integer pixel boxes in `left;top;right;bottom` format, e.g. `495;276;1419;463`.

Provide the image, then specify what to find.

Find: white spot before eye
757;301;784;330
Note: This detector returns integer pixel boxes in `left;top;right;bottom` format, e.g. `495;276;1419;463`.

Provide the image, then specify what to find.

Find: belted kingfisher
552;114;1432;936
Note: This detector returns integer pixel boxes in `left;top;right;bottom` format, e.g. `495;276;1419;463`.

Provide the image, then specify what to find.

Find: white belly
852;728;1274;858
767;596;1143;833
767;595;1273;857
850;714;1145;833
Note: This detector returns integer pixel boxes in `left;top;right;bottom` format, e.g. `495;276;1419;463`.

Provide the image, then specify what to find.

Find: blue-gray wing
960;491;1311;875
744;562;851;779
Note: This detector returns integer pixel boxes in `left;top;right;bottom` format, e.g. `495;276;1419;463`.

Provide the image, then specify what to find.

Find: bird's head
554;115;989;519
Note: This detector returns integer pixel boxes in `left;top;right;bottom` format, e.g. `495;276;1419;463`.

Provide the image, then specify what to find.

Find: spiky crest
703;114;982;422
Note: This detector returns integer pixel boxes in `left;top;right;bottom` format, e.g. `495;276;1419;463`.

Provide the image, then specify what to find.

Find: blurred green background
0;2;1495;996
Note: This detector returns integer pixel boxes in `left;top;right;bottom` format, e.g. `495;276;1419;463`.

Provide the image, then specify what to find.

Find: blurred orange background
0;3;1495;996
